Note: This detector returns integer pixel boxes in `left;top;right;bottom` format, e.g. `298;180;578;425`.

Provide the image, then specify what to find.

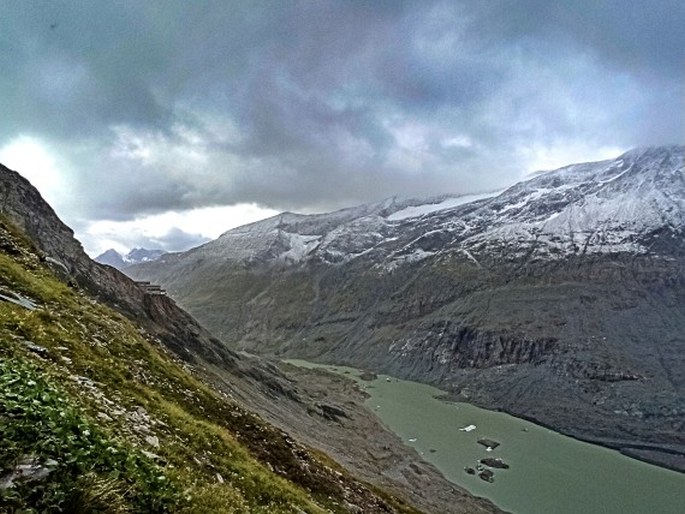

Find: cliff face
0;162;239;370
129;147;685;471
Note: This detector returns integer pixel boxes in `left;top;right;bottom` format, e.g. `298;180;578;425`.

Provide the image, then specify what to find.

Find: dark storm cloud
0;1;168;139
474;0;685;78
0;0;682;223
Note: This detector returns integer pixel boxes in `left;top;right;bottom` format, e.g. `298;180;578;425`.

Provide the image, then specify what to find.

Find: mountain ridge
129;145;685;472
147;145;683;269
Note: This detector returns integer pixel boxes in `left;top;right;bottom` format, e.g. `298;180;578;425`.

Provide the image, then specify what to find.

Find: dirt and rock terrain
203;357;504;514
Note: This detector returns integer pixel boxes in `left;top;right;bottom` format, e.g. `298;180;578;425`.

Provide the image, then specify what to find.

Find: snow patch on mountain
386;191;502;221
279;233;321;263
457;146;684;259
381;248;436;272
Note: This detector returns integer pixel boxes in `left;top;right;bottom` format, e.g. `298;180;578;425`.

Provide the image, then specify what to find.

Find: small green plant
0;358;183;513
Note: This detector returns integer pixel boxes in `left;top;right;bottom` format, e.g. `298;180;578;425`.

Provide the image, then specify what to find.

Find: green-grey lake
286;359;685;514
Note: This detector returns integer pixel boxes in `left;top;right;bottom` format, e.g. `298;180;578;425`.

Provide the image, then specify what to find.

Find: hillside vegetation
0;216;422;513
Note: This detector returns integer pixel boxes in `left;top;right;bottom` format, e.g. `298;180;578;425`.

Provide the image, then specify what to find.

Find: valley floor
199;357;505;514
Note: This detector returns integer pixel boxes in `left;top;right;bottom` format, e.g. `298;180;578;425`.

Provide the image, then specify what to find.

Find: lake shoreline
285;358;685;514
436;391;685;474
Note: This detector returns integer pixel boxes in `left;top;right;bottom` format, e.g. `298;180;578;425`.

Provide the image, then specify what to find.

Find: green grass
0;358;181;513
0;218;411;513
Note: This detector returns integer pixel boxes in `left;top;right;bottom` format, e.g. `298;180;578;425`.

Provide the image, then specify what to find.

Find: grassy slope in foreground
0;216;424;514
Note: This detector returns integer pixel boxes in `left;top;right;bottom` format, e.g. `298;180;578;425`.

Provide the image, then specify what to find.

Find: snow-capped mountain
129;146;685;471
148;145;683;270
95;247;166;270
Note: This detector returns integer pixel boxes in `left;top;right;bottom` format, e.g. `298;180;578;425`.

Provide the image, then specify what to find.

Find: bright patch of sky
82;204;279;257
521;143;626;174
0;136;67;209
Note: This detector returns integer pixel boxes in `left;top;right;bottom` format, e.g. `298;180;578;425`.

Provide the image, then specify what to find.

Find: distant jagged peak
97;248;121;259
126;247;166;263
95;247;166;270
94;248;126;269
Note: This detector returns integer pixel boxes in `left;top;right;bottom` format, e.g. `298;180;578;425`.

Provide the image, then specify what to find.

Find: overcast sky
0;1;683;256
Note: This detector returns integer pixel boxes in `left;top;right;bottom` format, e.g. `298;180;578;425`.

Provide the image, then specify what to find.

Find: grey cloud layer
1;0;682;222
123;227;211;254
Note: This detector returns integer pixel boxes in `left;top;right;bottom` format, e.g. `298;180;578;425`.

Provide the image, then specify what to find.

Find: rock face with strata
129;146;685;471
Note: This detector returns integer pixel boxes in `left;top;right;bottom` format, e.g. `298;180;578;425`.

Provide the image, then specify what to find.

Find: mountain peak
95;247;166;270
94;248;126;268
619;144;684;162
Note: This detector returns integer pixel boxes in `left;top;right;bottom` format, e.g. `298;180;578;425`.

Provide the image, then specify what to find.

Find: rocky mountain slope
129;146;685;472
95;248;167;270
0;162;503;513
